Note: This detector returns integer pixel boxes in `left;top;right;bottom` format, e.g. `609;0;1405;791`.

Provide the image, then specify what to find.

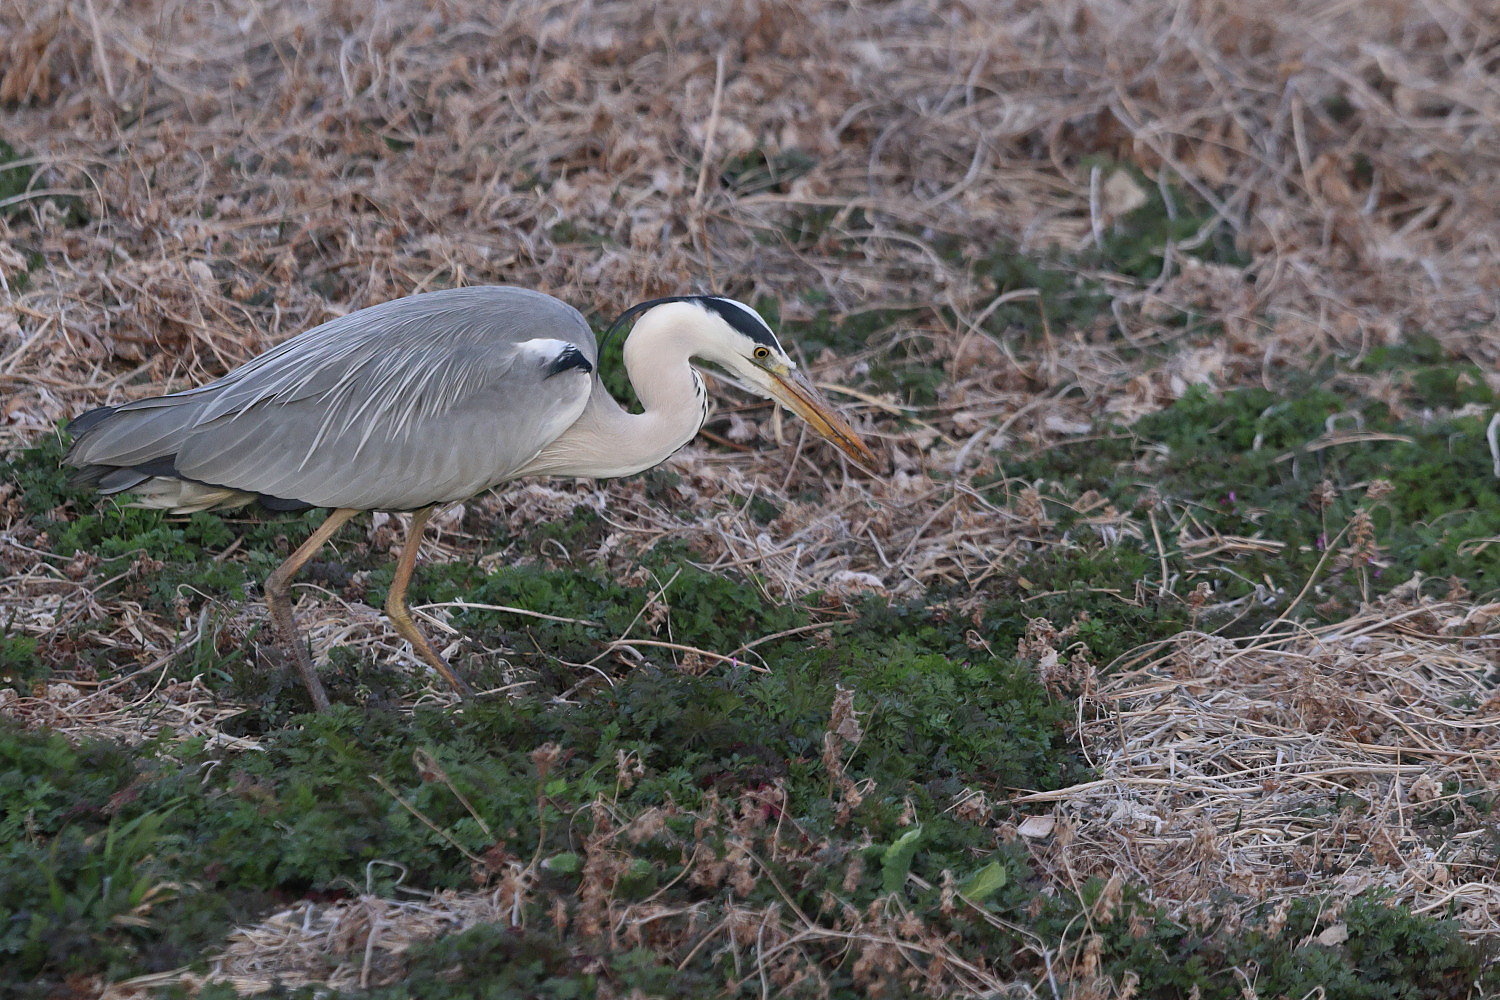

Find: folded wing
65;286;598;512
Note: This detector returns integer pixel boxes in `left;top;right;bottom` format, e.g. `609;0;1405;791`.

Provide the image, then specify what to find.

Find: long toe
431;656;476;699
264;637;331;712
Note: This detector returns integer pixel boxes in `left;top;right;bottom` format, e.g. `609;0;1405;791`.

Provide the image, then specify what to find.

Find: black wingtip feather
66;464;110;488
256;493;316;512
66;404;120;438
68;454;178;491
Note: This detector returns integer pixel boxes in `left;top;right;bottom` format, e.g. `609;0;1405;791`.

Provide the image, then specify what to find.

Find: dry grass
5;0;1499;432
3;0;1500;993
1017;596;1500;934
105;885;532;996
3;0;1499;600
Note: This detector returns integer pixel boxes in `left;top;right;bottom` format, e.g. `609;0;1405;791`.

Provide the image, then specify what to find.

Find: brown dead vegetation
3;0;1499;993
1018;597;1500;935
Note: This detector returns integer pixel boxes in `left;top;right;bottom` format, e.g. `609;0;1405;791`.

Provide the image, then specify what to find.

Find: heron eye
752;346;771;360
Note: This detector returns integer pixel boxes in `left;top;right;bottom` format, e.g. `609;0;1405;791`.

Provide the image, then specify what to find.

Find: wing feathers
65;286;598;511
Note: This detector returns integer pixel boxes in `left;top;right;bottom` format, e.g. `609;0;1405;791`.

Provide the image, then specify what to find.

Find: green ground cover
3;324;1496;996
1;137;1495;998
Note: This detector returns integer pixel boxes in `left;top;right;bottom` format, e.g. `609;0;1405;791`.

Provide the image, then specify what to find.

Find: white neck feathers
518;303;712;479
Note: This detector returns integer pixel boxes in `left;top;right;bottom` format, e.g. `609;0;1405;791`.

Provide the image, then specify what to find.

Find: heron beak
762;366;879;469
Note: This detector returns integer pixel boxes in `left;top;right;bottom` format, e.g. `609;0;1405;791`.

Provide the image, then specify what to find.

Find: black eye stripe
695;297;780;349
603;295;783;354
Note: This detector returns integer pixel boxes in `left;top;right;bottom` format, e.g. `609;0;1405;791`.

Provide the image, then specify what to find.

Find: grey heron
63;286;876;710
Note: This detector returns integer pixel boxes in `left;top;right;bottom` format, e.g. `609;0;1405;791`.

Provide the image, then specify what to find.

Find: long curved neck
622;306;708;424
521;305;709;479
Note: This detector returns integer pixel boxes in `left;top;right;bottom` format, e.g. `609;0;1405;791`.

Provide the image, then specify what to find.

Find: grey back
66;286;599;510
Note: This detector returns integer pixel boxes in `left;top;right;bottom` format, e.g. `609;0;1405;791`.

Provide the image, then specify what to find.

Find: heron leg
263;507;360;712
386;506;475;697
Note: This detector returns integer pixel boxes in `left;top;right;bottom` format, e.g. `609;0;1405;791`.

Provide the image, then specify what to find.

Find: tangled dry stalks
3;0;1499;992
1018;598;1500;935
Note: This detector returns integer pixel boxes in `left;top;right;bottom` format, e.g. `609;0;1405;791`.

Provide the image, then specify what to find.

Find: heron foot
383;505;474;699
263;584;332;712
255;632;331;710
288;644;332;712
262;507;358;712
388;613;476;699
426;649;477;699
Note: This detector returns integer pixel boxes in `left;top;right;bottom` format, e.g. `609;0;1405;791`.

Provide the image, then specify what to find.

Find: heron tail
61;395;268;512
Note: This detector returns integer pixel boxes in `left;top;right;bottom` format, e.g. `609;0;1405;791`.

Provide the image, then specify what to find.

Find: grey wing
67;286;598;511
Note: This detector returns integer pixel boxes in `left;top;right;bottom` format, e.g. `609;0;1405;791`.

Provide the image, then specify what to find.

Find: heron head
678;296;878;470
606;294;878;469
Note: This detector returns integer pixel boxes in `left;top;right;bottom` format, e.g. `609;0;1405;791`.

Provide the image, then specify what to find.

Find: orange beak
764;366;879;469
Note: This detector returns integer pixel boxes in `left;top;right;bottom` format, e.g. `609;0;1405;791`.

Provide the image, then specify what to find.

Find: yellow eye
753;346;771;360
